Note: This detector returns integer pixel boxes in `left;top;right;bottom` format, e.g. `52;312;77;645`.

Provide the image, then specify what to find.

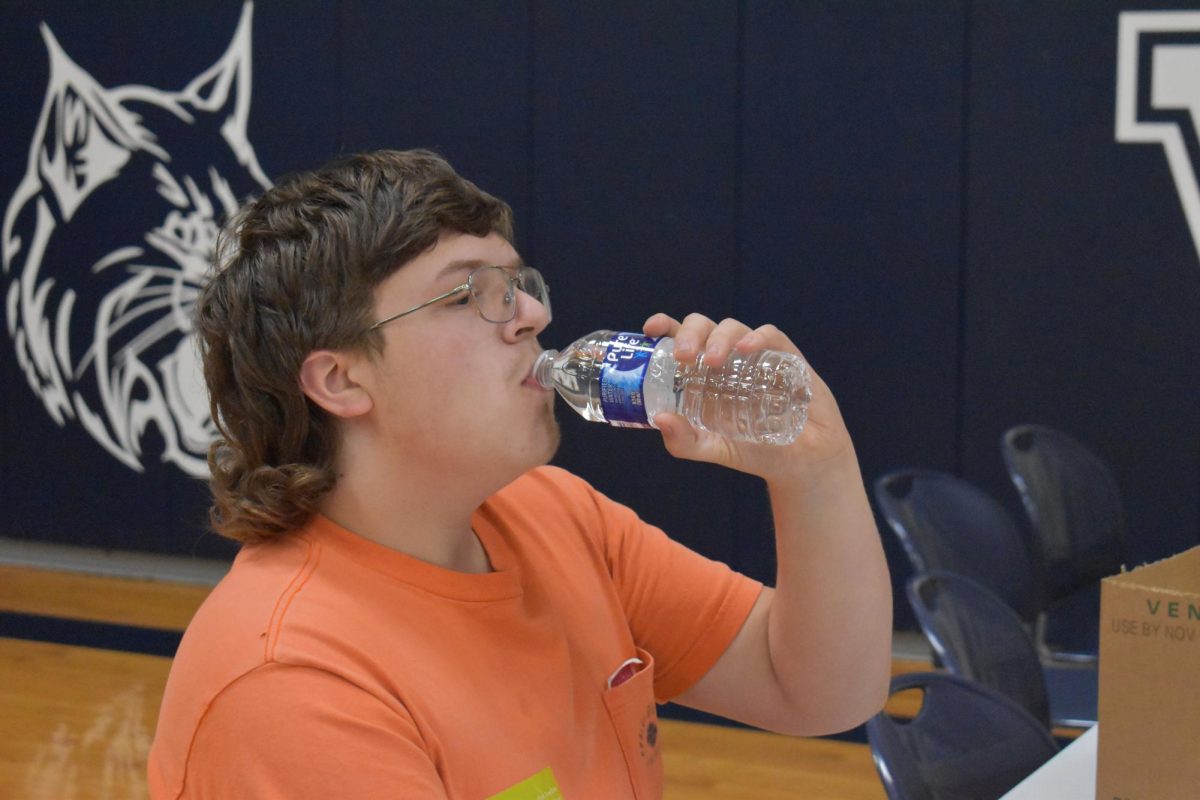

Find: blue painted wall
2;2;1197;629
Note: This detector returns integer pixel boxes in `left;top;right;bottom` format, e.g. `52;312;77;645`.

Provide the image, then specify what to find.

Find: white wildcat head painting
2;3;270;477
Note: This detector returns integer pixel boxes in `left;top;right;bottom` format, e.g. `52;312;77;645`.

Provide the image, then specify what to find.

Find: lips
522;351;548;389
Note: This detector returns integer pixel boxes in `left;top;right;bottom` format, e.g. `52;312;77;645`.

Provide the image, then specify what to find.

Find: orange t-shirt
148;466;762;799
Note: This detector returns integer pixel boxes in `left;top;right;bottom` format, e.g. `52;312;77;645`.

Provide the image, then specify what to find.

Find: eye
447;292;471;308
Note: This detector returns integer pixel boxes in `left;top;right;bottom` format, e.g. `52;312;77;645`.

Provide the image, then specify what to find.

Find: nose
502;286;551;342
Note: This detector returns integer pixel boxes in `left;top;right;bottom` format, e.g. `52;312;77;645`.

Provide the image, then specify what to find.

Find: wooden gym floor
0;561;940;799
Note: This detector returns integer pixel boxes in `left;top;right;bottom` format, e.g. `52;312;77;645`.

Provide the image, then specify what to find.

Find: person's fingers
642;313;679;338
698;317;755;369
642;313;806;367
670;313;718;364
733;323;806;361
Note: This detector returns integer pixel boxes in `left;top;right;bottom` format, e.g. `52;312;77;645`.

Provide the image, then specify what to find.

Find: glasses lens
471;266;515;322
519;267;551;322
471;266;551;323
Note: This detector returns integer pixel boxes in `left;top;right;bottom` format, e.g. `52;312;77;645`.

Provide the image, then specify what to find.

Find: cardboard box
1097;545;1200;800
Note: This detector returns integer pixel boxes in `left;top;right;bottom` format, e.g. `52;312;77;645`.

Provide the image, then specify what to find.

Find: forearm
765;443;893;731
639;311;893;733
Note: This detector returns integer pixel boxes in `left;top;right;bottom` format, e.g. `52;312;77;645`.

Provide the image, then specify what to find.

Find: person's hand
642;313;854;482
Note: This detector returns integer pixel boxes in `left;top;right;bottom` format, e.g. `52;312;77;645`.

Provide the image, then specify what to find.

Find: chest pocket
601;647;663;799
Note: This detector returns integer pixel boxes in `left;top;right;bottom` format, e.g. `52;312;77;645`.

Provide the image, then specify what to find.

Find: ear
299;350;373;419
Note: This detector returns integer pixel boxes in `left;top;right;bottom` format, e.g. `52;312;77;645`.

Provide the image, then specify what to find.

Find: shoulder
153;663;442;798
168;538;304;673
201;662;411;729
504;463;638;520
171;533;318;675
490;466;610;526
498;465;641;519
486;466;655;565
500;464;597;500
153;533;332;774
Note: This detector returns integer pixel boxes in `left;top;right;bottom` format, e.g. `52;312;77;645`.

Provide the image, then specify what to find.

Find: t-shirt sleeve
180;663;448;799
583;478;764;703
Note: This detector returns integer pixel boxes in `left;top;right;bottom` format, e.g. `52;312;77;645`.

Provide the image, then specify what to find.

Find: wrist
763;435;861;491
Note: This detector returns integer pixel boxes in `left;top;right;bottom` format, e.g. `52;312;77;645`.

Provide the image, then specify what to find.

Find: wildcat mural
2;3;270;477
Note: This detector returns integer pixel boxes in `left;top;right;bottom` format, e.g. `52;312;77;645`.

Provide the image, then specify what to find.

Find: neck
319;442;496;575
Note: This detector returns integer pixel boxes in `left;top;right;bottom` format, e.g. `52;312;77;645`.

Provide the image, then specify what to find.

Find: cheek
378;327;517;432
402;343;493;422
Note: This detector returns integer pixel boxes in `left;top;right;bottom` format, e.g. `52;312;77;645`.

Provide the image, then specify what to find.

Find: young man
148;149;892;799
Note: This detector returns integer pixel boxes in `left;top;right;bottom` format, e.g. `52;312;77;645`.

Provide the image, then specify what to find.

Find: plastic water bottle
533;330;813;445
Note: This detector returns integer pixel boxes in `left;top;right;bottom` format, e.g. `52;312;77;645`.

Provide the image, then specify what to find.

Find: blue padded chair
874;469;1042;626
867;672;1059;800
1001;425;1124;663
908;571;1097;730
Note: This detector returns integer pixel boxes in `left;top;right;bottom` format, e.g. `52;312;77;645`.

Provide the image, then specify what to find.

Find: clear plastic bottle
533;330;813;445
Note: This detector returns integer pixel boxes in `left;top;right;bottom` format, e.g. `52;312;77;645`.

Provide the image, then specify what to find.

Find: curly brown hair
196;149;513;543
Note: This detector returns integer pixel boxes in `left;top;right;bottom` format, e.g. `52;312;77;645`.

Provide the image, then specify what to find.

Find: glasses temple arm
368;283;470;330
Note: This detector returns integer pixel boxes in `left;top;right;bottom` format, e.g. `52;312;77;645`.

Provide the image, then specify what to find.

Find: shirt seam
309;519;524;604
265;537;322;662
173;660;431;799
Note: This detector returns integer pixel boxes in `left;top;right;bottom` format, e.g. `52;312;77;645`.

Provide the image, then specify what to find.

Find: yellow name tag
486;767;563;800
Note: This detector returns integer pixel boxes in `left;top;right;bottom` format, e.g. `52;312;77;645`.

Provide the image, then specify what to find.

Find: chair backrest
874;469;1041;623
866;672;1059;800
907;571;1050;728
1001;424;1125;601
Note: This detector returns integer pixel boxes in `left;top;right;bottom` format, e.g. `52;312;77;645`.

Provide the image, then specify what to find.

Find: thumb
654;412;704;460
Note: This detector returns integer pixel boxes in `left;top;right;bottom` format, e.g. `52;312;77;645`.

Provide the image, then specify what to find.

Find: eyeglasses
368;265;551;330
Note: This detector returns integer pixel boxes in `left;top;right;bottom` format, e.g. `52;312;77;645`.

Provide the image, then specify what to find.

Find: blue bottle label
600;332;659;427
